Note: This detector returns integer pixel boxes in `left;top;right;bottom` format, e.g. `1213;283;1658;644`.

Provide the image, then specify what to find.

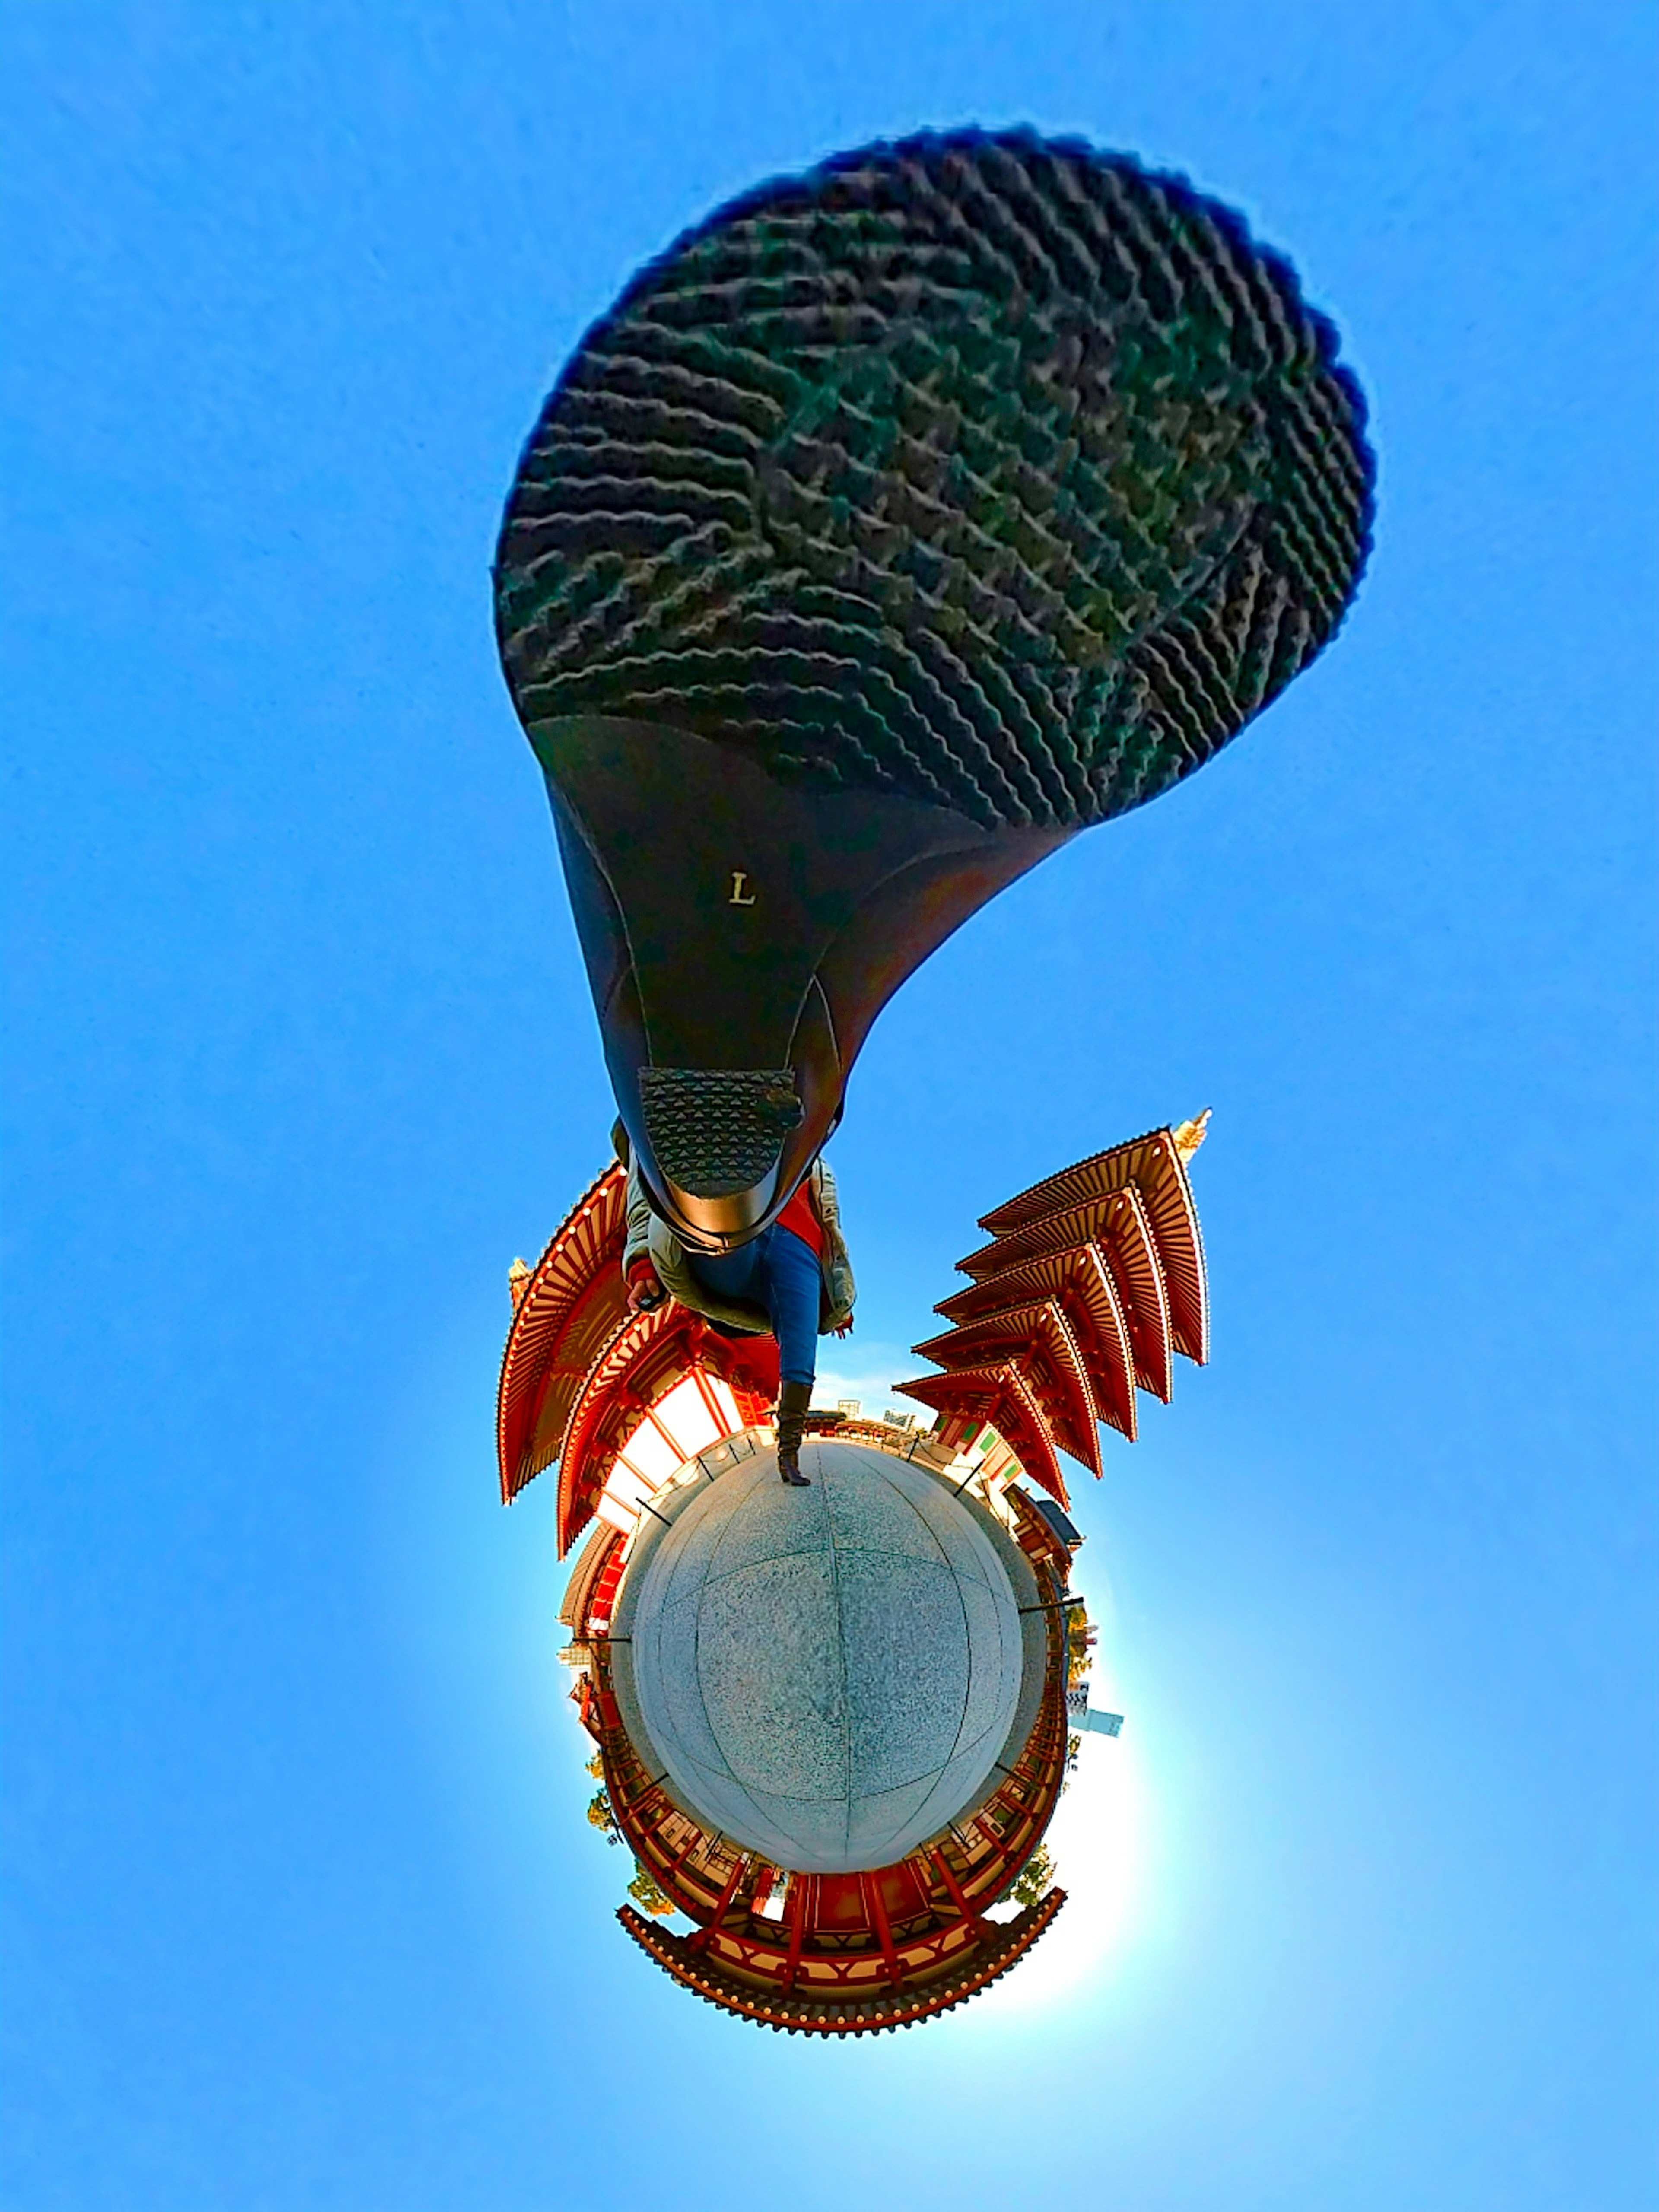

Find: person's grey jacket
623;1159;855;1337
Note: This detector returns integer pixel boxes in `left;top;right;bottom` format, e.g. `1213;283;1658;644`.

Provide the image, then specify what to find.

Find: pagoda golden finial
508;1257;532;1309
1171;1109;1211;1166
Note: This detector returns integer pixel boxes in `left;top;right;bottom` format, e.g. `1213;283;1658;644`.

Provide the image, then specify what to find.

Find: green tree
586;1789;621;1845
1007;1842;1055;1908
627;1862;677;1917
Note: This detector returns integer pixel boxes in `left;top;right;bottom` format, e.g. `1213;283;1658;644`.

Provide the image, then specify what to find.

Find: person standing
620;1136;855;1486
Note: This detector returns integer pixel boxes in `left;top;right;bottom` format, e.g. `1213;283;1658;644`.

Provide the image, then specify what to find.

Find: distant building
1066;1686;1123;1736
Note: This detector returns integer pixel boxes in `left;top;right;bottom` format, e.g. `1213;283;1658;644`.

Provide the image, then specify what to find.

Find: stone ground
628;1440;1025;1872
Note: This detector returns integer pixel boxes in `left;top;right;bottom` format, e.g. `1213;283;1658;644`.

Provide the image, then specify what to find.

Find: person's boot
775;1380;813;1486
493;137;1373;1260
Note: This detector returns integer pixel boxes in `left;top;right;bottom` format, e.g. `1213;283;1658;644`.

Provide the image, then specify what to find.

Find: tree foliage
1007;1842;1055;1909
627;1862;677;1917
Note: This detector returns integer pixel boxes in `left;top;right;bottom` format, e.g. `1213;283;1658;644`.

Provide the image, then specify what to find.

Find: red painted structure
568;1461;1078;2034
897;1125;1208;1507
496;1122;1209;2033
497;1162;777;1551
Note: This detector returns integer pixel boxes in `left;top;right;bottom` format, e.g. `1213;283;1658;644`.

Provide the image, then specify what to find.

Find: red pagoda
497;1119;1208;2033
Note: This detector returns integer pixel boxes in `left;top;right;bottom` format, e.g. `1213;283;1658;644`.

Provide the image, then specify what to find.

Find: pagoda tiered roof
897;1121;1209;1505
496;1162;778;1551
496;1163;629;1505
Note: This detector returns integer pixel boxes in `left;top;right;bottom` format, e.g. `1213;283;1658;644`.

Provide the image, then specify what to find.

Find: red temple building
496;1119;1208;2033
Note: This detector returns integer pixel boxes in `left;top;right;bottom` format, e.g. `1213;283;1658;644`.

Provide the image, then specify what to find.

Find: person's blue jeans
686;1224;821;1388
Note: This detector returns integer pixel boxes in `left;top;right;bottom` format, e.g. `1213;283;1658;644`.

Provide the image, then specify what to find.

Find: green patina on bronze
495;129;1374;833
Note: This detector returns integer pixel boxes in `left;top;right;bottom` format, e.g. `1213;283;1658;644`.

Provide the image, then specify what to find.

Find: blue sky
3;4;1655;2206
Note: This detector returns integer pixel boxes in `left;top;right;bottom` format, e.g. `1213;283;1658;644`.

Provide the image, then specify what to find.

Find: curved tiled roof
618;1886;1067;2034
899;1122;1209;1487
496;1164;628;1503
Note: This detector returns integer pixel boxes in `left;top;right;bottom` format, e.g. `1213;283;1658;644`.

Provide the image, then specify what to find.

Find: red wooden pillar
860;1872;903;1988
687;1852;747;1953
930;1845;992;1936
664;1824;704;1885
782;1875;811;1991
